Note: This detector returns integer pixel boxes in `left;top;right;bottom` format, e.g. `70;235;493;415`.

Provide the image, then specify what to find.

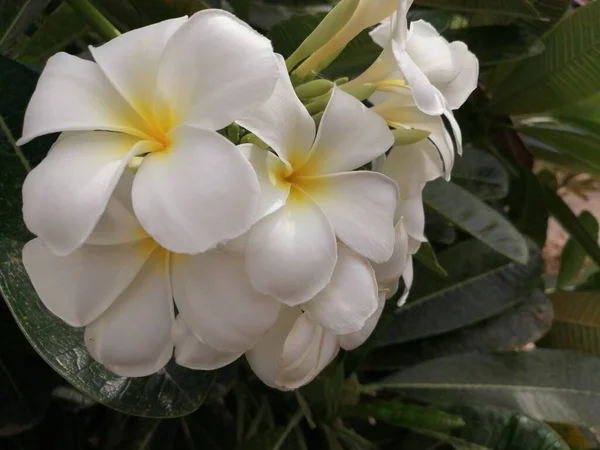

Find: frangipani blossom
370;6;479;112
19;10;278;256
237;56;397;307
22;176;280;377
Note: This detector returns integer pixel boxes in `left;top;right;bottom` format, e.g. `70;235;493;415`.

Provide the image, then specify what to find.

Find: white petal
85;171;147;246
237;55;315;166
22;132;153;256
373;221;409;287
132;126;260;254
246;194;337;306
173;316;242;370
440;42;479;110
345;46;398;87
340;292;386;350
90;18;186;120
171;250;280;353
397;184;426;242
238;143;291;221
301;172;398;263
397;255;414;306
276;313;339;390
382;140;444;186
308;87;393;174
84;248;173;377
23;238;157;328
392;0;414;44
18;53;149;145
156;10;278;131
246;307;302;388
370;15;394;48
304;245;378;334
391;40;446;116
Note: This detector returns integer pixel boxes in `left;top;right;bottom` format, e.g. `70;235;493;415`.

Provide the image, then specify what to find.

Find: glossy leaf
374;239;542;346
444;405;570;450
423;179;528;264
557;211;599;289
368;289;552;369
0;55;213;418
540;292;600;356
452;146;510;201
490;1;600;114
375;349;600;427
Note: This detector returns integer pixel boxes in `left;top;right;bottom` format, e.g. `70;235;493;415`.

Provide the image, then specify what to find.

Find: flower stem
66;0;120;41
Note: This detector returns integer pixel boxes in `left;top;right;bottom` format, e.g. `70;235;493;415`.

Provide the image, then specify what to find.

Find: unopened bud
240;133;269;149
391;128;431;146
295;79;334;101
341;83;378;102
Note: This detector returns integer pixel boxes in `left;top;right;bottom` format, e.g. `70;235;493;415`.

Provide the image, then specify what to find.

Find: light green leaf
0;55;213;418
375;349;600;427
423;179;529;264
557;211;599;288
490;1;600;114
374;239;541;347
540;292;600;356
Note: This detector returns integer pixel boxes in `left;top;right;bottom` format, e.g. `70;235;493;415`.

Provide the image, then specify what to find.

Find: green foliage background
2;0;600;448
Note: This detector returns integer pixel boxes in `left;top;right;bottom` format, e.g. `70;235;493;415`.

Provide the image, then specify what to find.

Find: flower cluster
20;1;477;390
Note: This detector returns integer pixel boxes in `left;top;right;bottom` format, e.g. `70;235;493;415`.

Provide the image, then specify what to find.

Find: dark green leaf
557;211;599;288
452;146;510;201
0;351;53;436
375;349;600;427
0;55;213;418
526;0;570;34
414;0;541;18
490;1;600;114
269;13;322;58
539;292;600;356
444;25;544;66
423;179;529;264
414;242;448;277
368;289;552;369
445;405;570;450
408;9;461;33
374;239;542;346
341;402;465;431
0;0;52;53
540;180;600;268
18;3;88;65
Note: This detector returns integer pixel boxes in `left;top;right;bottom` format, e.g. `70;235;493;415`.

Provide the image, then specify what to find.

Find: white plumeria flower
19;10;278;256
371;88;463;179
246;295;387;390
366;0;478;114
22;176;281;377
237;55;397;306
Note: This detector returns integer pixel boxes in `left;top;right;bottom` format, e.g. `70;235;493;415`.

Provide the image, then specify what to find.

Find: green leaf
444;25;544;66
375;349;600;427
374;239;542;347
557;211;599;288
452;146;510;201
368;289;552;369
341;402;465;431
0;56;213;418
0;0;52;53
519;124;600;176
414;242;448;277
526;0;570;34
269;13;323;58
413;0;541;18
540;180;600;268
445;405;570;450
540;292;600;356
489;1;600;114
18;3;88;65
0;351;53;436
423;179;529;264
127;0;208;23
